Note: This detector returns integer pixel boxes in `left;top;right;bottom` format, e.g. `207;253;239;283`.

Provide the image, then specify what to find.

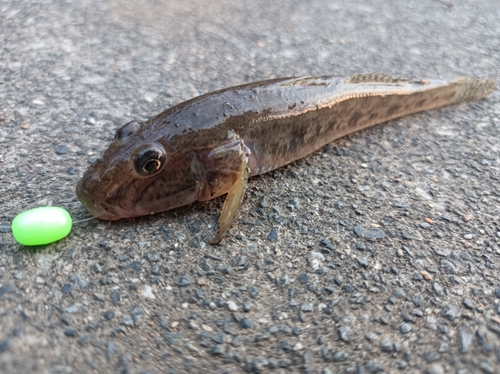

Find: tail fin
449;77;496;104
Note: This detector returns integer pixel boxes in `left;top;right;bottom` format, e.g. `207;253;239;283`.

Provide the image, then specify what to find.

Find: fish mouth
77;195;138;221
76;167;130;220
76;172;159;221
76;183;152;221
76;186;134;221
75;176;120;220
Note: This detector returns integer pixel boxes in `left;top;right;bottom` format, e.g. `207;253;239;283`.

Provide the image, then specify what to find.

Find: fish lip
95;212;122;221
91;200;155;221
76;187;121;221
77;201;119;221
76;179;146;221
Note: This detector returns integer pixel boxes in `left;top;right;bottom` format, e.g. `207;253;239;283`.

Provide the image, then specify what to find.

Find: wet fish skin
75;73;496;243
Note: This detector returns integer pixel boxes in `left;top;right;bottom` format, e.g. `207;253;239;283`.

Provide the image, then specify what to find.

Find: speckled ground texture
1;0;500;373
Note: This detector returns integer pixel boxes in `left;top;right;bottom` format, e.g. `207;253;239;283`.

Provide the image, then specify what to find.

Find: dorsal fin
348;72;424;84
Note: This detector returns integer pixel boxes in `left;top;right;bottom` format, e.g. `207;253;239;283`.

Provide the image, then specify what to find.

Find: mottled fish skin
76;73;496;242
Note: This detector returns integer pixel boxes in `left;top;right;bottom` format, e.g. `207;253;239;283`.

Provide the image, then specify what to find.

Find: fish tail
449;77;496;104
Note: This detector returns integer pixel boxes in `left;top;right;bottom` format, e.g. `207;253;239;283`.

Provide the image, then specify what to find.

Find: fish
76;73;496;243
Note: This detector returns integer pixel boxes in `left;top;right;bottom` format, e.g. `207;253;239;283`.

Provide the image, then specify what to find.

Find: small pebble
301;302;313;312
423;351;440;363
397;361;408;370
65;303;84;314
433;282;443;295
211;344;224;355
243;302;252;312
353;225;363;237
427;363;444;374
479;361;494;374
227;300;238;312
61;313;71;325
109;290;121;305
240;318;252;329
463;299;473;310
267;227;278;241
332;350;348;362
364;228;386;240
140;285;155;299
77;335;92;345
357;257;368;267
380;339;393;352
458;327;473;354
400;323;412;334
64;328;78;337
122;316;134;327
55;144;69;155
338;326;354;342
177;277;192;287
85;116;96;125
420;270;433;281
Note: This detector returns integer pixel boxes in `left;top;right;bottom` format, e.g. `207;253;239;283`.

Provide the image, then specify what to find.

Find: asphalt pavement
1;0;499;373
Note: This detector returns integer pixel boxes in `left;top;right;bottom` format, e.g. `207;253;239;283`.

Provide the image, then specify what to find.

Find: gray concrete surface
1;0;499;373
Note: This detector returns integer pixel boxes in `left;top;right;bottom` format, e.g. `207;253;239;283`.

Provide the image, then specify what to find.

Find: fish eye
116;121;141;141
134;145;167;176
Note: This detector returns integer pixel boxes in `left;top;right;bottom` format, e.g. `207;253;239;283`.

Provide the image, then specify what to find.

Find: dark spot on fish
416;98;426;107
349;111;362;127
386;104;401;116
445;91;456;101
288;103;297;110
291;125;307;142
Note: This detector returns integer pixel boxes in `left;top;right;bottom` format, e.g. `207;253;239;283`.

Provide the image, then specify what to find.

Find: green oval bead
11;207;72;246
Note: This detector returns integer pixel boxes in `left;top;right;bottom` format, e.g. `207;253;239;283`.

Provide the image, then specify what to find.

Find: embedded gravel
1;0;500;373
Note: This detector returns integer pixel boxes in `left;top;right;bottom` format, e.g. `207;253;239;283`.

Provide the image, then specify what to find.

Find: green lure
11;207;72;246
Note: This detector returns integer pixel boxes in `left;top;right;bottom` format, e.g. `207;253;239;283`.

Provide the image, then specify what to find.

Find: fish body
76;73;496;243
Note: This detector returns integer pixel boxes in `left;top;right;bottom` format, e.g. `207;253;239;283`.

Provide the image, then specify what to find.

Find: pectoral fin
211;162;248;245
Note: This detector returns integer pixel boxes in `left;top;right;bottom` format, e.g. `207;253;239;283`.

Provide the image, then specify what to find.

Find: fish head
76;120;205;220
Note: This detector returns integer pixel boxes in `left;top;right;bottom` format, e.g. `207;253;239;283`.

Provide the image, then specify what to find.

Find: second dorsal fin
348;72;424;84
